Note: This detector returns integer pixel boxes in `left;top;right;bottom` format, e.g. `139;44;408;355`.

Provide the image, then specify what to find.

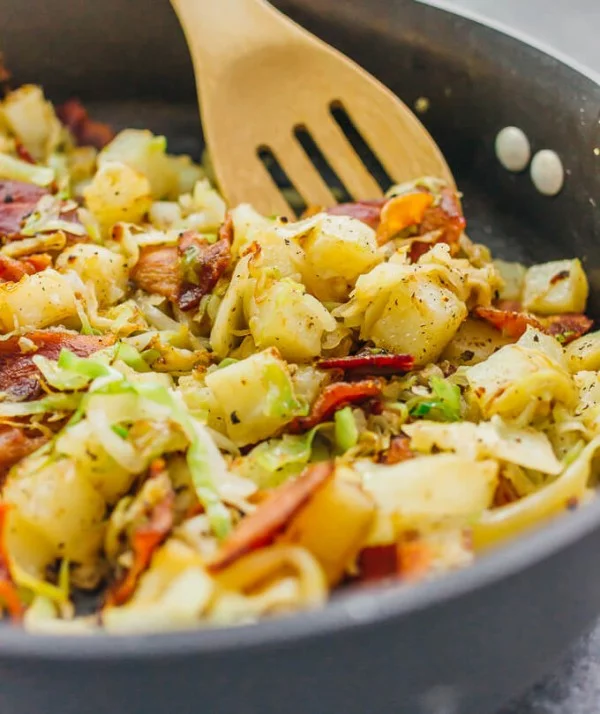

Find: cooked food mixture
0;83;598;634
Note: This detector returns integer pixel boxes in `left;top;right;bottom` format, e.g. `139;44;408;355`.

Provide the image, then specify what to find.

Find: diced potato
247;279;336;362
230;205;305;278
83;160;152;233
205;348;304;446
1;85;62;161
565;331;600;373
301;215;382;301
465;339;576;420
358;454;498;530
283;476;375;585
493;259;526;302
99;129;203;200
4;509;56;578
230;204;277;255
0;269;79;332
56;243;128;306
252;230;305;280
149;201;183;230
54;421;135;505
522;258;588;314
441;317;512;365
178;179;226;232
352;262;467;366
3;458;105;565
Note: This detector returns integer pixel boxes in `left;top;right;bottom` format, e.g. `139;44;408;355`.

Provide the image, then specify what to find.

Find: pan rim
1;2;600;660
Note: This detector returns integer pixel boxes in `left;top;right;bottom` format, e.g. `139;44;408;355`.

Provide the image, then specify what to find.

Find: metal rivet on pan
530;149;564;196
495;126;531;172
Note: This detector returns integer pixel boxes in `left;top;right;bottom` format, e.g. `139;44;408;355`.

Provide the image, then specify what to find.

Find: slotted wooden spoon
171;0;454;217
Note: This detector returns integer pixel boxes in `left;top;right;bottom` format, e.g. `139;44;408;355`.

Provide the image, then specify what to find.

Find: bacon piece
0;253;51;283
0;181;50;240
290;379;384;433
474;306;543;339
543;314;593;344
380;435;415;465
0;202;37;239
0;503;23;621
357;544;398;583
0;180;47;204
209;461;334;571
410;187;466;261
397;538;434;582
0;426;47;486
178;234;231;311
15;141;36;165
105;479;174;607
318;353;414;376
131;245;180;302
132;232;231;312
476;306;593;344
0;331;115;401
56;99;115;150
218;212;235;244
493;473;520;508
326;199;386;229
377;192;434;245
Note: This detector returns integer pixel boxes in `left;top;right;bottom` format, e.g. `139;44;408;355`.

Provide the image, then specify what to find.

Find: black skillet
0;1;599;713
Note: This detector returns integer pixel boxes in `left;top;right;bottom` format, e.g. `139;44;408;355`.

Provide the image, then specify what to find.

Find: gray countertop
425;5;600;712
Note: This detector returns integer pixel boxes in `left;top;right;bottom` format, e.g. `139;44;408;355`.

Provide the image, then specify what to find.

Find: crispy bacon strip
397;539;434;582
132;232;231;312
0;253;51;283
410;187;466;261
493;473;520;508
15;141;36;165
131;245;180;302
0;202;38;239
0;331;115;401
217;212;235;244
357;544;398;583
543;314;593;343
317;353;414;376
474;306;543;339
0;426;47;487
0;180;51;240
209;461;334;571
325;199;386;230
56;99;115;150
0;503;23;621
0;180;47;204
379;435;415;465
376;192;434;245
475;306;593;343
178;233;231;311
290;379;384;433
106;481;175;607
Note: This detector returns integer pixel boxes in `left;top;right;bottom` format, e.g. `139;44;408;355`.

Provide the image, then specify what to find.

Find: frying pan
1;1;599;713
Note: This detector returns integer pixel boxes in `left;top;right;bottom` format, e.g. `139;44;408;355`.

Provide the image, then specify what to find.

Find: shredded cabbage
0;151;54;186
409;376;462;422
334;407;358;453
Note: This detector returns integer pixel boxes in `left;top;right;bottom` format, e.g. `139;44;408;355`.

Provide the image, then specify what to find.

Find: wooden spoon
171;0;454;217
